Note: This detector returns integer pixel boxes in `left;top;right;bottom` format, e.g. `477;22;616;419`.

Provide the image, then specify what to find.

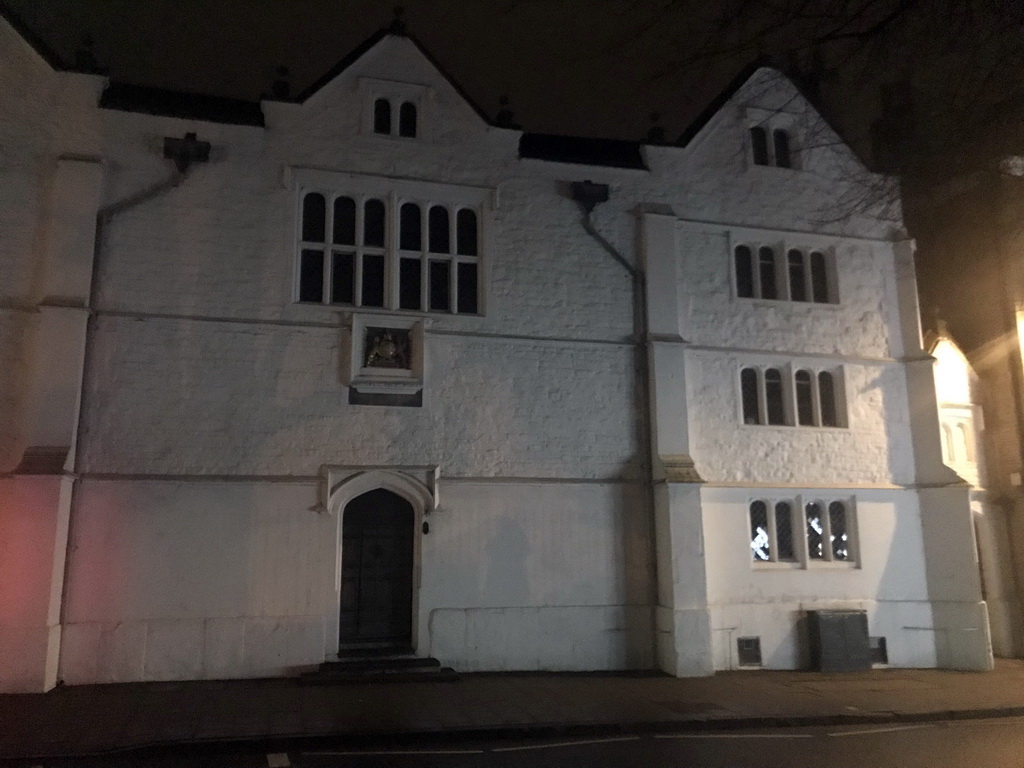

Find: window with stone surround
295;171;487;316
749;123;796;169
750;497;856;566
740;364;844;428
734;243;835;303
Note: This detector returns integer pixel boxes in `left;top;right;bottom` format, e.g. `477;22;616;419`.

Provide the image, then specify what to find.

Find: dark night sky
0;0;823;141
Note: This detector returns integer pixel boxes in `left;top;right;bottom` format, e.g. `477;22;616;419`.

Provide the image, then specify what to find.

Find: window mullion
752;246;762;299
822;504;834;562
767;503;779;563
758;369;768;425
387;191;398;309
355;198;365;307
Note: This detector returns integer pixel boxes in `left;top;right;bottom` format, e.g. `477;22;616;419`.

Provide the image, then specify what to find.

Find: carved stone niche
342;313;425;400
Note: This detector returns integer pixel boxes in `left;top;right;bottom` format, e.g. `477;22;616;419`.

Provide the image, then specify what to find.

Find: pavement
6;661;1024;760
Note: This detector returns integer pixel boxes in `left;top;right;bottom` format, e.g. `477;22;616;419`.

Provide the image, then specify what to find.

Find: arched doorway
339;489;415;648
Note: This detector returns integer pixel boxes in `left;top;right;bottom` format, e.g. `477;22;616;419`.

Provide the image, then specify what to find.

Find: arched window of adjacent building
805;502;825;559
751;126;769;165
941;423;954;462
735;245;754;298
810;251;829;303
456;209;478;256
373;98;392;135
818;371;838;427
750;500;770;561
795;370;814;426
829;501;849;560
399;101;417;138
765;367;785;425
955;423;971;463
758;246;778;300
741;367;760;424
788;249;807;301
962;422;976;462
773;129;792;168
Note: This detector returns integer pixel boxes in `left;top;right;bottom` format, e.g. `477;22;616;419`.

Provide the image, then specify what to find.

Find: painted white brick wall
80;317;642;479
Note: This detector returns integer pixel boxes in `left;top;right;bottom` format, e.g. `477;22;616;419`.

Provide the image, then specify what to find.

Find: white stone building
0;15;994;692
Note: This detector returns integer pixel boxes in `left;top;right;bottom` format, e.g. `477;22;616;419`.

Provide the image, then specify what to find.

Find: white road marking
267;754;290;768
491;735;641;752
654;732;813;739
827;724;932;737
304;748;485;756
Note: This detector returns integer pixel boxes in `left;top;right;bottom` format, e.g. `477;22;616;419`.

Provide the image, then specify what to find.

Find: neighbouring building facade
0;14;995;692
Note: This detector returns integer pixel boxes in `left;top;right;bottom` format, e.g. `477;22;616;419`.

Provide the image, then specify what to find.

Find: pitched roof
100;82;265;127
519;133;647;170
289;22;493;126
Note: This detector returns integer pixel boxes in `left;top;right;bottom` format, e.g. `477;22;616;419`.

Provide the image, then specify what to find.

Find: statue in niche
364;327;411;369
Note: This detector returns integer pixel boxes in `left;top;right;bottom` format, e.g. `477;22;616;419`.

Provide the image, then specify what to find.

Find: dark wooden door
339;489;414;647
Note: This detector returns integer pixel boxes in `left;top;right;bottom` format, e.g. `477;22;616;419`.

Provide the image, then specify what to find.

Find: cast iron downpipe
57;132;211;677
570;180;659;619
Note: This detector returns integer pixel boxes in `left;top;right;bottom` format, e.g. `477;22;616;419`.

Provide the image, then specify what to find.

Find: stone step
301;654;458;683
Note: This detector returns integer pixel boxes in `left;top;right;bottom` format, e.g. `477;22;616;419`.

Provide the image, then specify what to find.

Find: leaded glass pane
806;502;824;559
829;501;849;560
775;501;795;561
750;501;770;561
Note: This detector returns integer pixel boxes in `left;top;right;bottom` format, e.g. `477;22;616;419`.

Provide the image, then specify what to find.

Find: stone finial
389;5;407;34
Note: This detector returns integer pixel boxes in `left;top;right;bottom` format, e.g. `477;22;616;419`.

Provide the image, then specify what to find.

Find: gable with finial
278;9;493;140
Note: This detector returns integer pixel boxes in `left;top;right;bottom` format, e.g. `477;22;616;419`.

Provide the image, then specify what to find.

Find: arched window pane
759;246;777;300
333;196;355;245
795;370;814;426
829;501;849;560
399;258;422;310
805;502;825;559
302;193;325;242
810;251;829;303
399;101;417;137
941;423;954;462
373;98;391;134
735;245;753;298
364;199;385;247
819;371;837;427
751;126;769;165
741;368;760;424
765;367;785;425
788;249;807;301
750;501;770;561
456;209;478;256
775;501;795;561
962;423;976;462
956;423;971;463
400;202;422;251
429;206;450;253
773;129;792;168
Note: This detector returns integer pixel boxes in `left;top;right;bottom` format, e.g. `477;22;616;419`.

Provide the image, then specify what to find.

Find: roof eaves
99;81;265;127
519;133;648;170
